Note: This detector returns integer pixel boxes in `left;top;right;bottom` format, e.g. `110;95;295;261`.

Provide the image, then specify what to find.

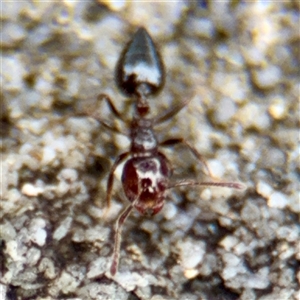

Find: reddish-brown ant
92;27;245;275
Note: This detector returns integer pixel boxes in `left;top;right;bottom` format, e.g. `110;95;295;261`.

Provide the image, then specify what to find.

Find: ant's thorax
130;99;158;157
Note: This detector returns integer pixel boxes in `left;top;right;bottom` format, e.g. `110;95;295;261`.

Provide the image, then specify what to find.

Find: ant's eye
115;27;165;97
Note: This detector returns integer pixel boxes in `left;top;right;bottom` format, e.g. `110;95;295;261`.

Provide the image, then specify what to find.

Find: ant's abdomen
131;128;157;154
115;27;165;97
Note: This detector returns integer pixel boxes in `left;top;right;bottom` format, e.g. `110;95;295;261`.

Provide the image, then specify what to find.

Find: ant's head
135;197;164;216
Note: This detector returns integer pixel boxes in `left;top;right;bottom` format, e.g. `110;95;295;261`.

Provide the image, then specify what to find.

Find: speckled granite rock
1;1;299;300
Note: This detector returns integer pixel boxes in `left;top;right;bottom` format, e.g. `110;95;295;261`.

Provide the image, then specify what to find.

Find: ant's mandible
92;27;245;275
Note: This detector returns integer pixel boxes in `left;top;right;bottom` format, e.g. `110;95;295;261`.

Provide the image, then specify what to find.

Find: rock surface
1;1;299;299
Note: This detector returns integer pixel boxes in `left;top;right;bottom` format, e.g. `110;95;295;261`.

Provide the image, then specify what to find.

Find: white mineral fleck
42;146;56;165
208;159;225;178
115;134;130;150
44;134;67;154
85;226;110;242
210;198;230;216
252;65;281;89
236;103;271;130
268;97;288;120
277;225;299;242
256;180;273;198
56;181;70;196
223;253;241;267
57;168;78;182
213;97;237;125
177;239;206;270
21;183;44;197
99;0;127;12
72;228;85;243
87;205;105;220
35;75;53;95
163;202;177;220
173;211;194;232
2;55;26;92
5;240;25;262
238;240;256;255
26;247;41;266
39;257;57;279
2;22;25;46
28;24;52;46
65;117;97;137
278;268;294;287
222;253;247;280
0;283;7;300
140;220;158;234
19;142;34;155
1;221;17;241
2;2;27;18
218;216;233;227
18;118;48;135
222;262;247;280
87;257;107;278
189;17;215;39
184;269;199;279
245;267;270;289
28;218;47;246
219;235;239;251
281;249;295;262
52;271;79;294
242;44;266;66
240;137;257;159
79;281;128;300
268;191;289;209
53;216;73;241
200;188;212;201
150;296;173;300
113;271;149;292
241;201;261;223
64;149;86;169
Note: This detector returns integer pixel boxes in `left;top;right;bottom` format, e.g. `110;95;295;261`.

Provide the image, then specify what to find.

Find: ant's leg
95;118;125;135
110;204;134;276
76;94;128;135
160;138;213;178
105;152;130;209
76;110;126;135
98;94;127;123
154;98;192;125
169;179;246;190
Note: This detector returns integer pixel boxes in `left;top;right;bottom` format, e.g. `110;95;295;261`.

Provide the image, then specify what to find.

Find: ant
91;27;245;275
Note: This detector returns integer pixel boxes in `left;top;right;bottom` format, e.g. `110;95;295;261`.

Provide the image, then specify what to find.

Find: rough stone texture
1;1;299;300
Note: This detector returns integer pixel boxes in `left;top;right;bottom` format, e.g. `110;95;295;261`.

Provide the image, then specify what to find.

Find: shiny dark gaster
115;27;165;97
94;27;245;276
